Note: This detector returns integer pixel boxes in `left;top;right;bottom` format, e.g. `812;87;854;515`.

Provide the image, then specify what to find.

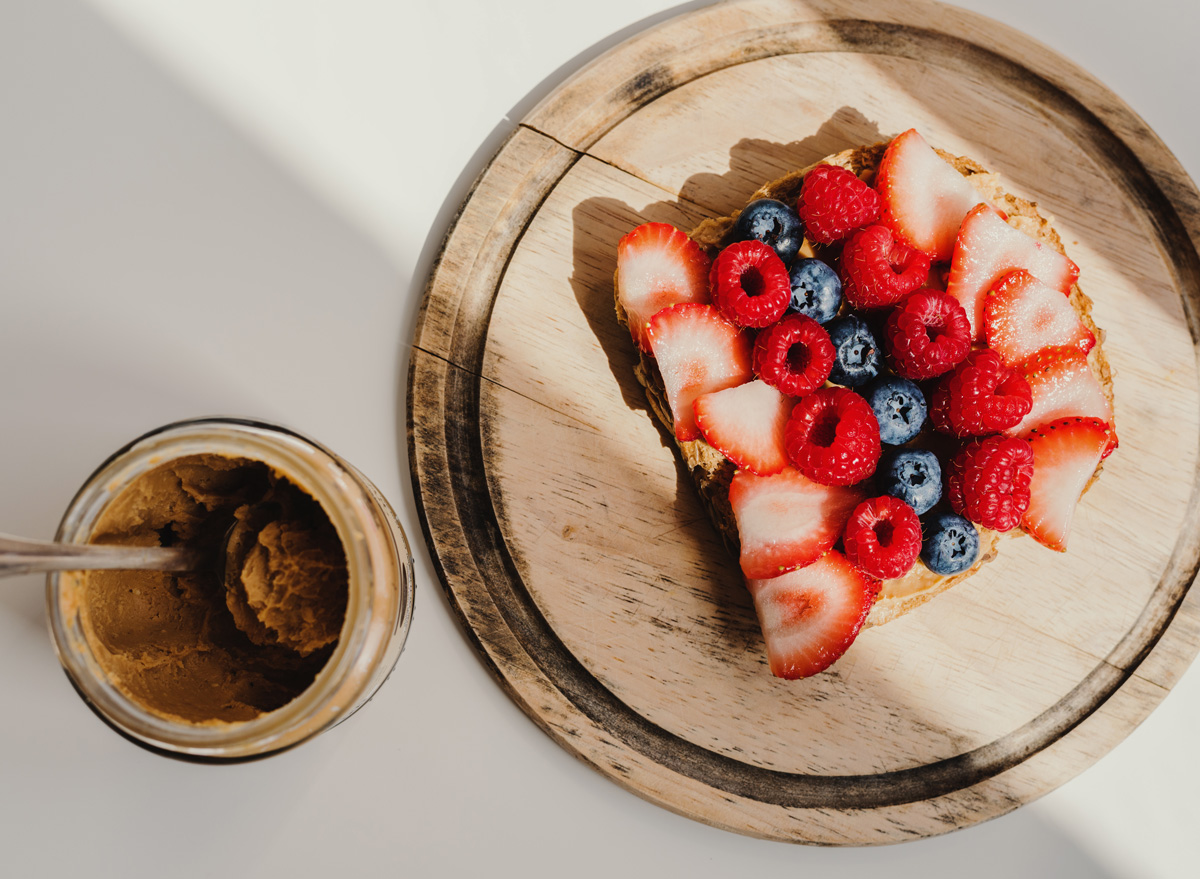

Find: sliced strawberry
947;205;1080;341
1005;346;1113;441
745;550;880;679
728;467;864;579
984;269;1095;365
876;128;986;261
694;379;794;475
616;222;711;352
647;304;753;442
1021;417;1111;550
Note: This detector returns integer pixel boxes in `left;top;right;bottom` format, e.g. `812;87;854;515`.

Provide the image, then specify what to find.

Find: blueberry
921;512;980;575
879;449;942;515
788;258;841;323
863;376;927;445
733;199;803;265
826;315;881;387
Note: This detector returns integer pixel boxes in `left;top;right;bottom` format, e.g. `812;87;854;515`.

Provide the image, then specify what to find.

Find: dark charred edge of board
405;128;589;721
410;12;1200;817
618;64;676;109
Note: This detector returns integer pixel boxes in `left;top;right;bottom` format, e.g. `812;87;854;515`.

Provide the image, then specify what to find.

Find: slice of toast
616;139;1114;628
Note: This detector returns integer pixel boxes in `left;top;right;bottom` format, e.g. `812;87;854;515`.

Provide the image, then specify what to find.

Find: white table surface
2;1;1197;876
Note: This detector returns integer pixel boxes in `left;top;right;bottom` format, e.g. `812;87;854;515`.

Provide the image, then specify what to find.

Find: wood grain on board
409;0;1200;843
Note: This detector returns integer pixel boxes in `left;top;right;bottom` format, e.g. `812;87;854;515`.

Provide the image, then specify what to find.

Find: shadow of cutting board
408;0;1200;844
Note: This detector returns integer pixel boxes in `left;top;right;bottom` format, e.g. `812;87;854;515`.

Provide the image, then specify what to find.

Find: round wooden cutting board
408;0;1200;844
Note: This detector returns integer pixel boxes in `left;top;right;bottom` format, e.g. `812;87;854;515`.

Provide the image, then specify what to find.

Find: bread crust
616;141;1114;627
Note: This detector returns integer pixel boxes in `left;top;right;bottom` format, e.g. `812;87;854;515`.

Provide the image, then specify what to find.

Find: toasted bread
616;139;1114;628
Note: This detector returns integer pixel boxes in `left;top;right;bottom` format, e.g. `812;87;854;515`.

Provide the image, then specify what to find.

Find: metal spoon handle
0;533;202;577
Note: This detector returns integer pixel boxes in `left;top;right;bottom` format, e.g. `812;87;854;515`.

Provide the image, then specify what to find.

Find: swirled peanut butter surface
79;454;347;724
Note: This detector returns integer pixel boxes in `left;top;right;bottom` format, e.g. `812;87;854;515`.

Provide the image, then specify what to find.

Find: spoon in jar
2;508;344;656
0;531;204;577
0;502;283;581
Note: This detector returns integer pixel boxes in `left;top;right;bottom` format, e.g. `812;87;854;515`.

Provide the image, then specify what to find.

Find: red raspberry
796;164;881;245
884;289;972;380
710;240;791;328
930;348;1033;436
784;387;881;486
843;496;922;580
947;435;1034;531
752;314;834;397
841;225;931;309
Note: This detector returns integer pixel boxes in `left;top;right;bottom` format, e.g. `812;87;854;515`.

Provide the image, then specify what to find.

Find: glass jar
46;417;415;760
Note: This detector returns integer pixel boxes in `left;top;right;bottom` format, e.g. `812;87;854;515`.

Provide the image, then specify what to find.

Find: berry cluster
615;128;1116;679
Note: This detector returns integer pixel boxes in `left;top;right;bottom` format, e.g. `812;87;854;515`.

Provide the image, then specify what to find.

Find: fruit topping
646;303;753;442
1100;425;1119;460
784;386;881;486
947;435;1034;531
752;313;835;397
1005;346;1113;442
616;222;712;352
733;198;804;265
929;348;1033;437
745;550;880;680
788;257;842;323
876;128;986;261
883;288;971;380
617;130;1115;681
863;376;927;445
920;512;980;575
1021;417;1111;551
694;379;793;476
878;448;942;515
826;314;882;387
984;269;1096;366
843;495;923;580
729;467;865;579
947;204;1080;341
796;164;881;245
841;225;931;309
710;240;792;328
